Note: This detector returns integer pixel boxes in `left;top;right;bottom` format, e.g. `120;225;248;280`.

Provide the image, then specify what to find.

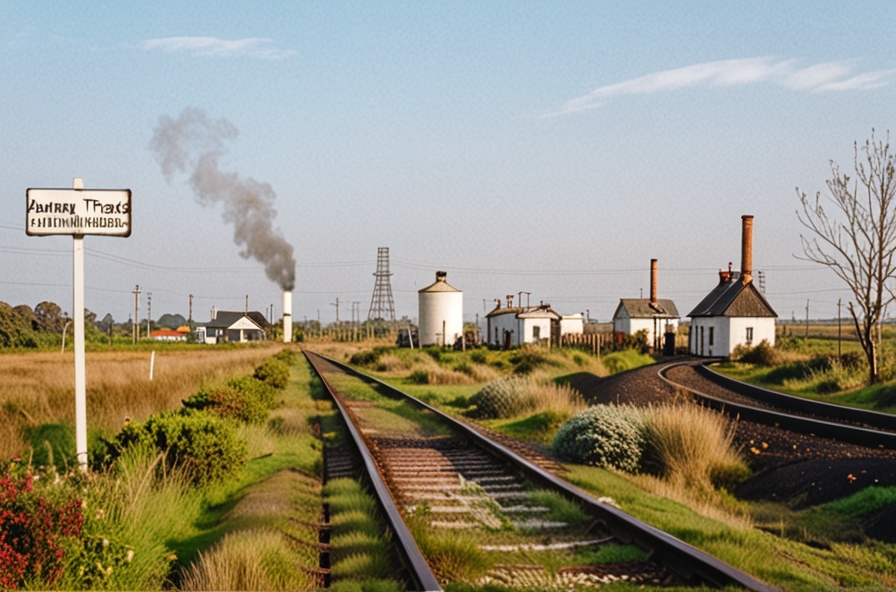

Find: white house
195;309;267;344
612;259;680;352
688;216;777;357
485;298;561;348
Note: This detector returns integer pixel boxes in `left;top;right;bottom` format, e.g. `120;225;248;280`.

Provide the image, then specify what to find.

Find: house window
746;327;754;345
708;327;714;346
533;325;541;340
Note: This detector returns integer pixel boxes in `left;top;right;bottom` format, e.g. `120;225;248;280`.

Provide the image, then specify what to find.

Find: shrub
253;358;290;390
731;340;780;365
183;379;271;425
349;350;380;367
551;405;647;472
0;469;84;590
408;370;429;384
469;376;584;420
469;376;529;419
103;409;247;485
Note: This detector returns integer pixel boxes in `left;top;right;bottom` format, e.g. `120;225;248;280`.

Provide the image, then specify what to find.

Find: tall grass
179;529;306;591
0;346;281;459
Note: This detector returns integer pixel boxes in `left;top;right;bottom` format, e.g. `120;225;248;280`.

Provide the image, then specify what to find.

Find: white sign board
26;188;131;237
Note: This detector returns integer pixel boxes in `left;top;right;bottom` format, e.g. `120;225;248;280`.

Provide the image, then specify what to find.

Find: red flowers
0;471;83;590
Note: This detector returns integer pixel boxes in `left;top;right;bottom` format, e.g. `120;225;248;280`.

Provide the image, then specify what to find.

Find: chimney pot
650;259;658;303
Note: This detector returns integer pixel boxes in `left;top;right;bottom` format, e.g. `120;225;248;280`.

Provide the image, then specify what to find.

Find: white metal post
72;177;87;471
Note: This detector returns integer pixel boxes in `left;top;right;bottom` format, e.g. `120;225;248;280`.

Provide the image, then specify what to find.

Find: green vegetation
552;405;648;472
468;375;585;420
718;334;896;414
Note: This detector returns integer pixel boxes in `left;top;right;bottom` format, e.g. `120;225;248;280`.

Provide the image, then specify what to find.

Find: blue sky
2;2;895;328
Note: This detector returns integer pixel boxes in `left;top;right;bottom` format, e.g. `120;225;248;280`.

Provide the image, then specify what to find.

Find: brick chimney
741;215;754;285
650;259;658;303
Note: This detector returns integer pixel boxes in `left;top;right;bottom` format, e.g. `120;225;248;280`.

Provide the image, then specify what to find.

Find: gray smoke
150;107;296;291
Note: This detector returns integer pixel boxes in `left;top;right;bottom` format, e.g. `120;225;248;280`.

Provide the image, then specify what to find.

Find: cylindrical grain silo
418;271;463;348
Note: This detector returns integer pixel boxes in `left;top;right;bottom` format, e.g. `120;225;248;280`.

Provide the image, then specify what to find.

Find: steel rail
659;361;896;450
310;350;778;592
304;351;442;592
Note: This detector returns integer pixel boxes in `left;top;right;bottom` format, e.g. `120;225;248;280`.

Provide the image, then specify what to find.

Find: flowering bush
0;465;83;590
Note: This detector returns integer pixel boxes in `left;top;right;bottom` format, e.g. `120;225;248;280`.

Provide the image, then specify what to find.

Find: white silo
418;271;463;347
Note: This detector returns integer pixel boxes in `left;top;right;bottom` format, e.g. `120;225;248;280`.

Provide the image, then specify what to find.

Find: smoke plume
149;107;296;291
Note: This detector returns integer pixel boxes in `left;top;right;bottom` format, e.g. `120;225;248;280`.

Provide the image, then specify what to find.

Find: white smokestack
283;291;292;343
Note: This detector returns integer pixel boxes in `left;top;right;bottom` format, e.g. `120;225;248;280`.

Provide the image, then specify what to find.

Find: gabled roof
199;311;265;330
688;272;777;318
613;298;680;320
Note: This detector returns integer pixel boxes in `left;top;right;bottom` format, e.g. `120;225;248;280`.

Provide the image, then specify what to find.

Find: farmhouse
485;297;562;348
194;309;268;344
688;215;777;357
612;259;680;353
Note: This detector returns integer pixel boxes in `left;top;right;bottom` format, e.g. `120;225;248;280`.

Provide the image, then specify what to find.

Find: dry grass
0;345;281;459
628;402;753;529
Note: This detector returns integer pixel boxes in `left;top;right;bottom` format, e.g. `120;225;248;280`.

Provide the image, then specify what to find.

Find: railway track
659;360;896;449
305;350;777;591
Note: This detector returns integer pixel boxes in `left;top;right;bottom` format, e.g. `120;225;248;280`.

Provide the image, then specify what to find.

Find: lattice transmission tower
367;247;396;322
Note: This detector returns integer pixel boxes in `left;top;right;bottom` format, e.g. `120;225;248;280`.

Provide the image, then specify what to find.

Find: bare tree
797;130;896;384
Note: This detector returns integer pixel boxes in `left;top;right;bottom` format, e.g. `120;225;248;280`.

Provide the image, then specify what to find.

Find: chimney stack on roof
650;259;658;304
741;214;754;285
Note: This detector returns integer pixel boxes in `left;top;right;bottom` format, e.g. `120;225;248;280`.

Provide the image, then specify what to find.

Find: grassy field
5;338;896;590
0;343;283;461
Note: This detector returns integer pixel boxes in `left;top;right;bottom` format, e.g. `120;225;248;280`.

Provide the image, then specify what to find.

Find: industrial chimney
283;291;292;343
741;215;754;285
650;259;658;304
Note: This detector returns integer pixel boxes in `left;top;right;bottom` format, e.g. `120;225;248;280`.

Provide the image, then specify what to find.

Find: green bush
103;409;247;485
349;350;380;367
551;405;647;472
253;358;290;390
731;340;780;365
408;370;429;384
183;379;272;425
468;376;529;419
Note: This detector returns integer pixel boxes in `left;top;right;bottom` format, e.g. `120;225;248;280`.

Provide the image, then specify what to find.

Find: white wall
690;317;775;357
418;291;464;347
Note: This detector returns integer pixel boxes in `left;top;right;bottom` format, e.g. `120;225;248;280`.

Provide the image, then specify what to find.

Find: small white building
485;298;561;348
613;299;680;349
688;215;777;357
195;310;267;344
418;271;464;347
560;313;584;337
613;259;680;351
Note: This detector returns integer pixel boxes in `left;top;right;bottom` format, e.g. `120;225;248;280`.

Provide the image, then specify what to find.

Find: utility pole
331;298;340;327
189;294;193;322
132;285;141;344
146;292;152;338
805;299;809;341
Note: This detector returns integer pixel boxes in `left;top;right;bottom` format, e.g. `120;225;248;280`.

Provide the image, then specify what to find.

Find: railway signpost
26;178;132;471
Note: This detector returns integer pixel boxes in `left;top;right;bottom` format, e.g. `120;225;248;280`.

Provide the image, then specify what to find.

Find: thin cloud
142;36;297;60
554;57;891;115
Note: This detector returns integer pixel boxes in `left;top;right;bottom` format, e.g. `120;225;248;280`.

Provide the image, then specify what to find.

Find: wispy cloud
553;57;892;115
141;36;297;60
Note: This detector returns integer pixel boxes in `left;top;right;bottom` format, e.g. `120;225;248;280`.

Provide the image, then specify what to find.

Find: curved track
659;360;896;449
306;350;777;591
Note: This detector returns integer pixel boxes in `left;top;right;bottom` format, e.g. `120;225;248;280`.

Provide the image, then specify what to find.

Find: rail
308;350;777;591
659;361;896;450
